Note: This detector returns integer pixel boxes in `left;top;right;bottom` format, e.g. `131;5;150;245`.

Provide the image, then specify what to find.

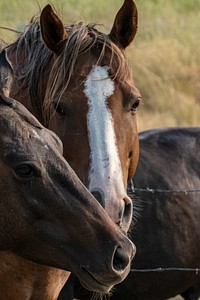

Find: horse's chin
77;267;113;294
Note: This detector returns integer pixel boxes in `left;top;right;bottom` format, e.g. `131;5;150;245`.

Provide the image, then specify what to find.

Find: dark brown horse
105;127;200;300
60;127;200;300
0;49;134;299
5;0;141;233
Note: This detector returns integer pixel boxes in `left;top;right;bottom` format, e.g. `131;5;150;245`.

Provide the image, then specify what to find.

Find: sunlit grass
130;0;200;131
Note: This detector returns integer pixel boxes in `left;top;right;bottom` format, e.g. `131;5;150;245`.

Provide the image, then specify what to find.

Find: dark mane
6;17;130;122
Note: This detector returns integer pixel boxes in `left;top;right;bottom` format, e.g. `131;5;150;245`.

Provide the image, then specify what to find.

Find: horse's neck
0;252;69;300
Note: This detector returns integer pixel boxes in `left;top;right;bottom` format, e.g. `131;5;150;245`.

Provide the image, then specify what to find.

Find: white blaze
84;66;127;223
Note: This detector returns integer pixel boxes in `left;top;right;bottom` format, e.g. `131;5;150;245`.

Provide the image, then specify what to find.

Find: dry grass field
129;0;200;132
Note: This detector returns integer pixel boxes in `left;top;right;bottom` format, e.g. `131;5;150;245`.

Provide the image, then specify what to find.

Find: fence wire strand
134;187;200;194
131;268;200;274
127;179;200;195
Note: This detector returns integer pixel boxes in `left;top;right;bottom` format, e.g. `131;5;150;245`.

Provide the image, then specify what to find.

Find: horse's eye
53;102;65;116
131;99;140;112
15;164;37;178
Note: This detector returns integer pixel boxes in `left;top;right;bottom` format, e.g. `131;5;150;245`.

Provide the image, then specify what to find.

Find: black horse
110;127;200;300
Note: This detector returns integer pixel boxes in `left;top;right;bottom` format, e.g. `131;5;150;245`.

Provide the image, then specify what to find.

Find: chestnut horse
5;0;141;233
62;127;200;300
0;49;134;299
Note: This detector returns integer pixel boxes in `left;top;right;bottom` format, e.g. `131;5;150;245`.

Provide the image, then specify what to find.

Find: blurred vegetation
0;0;200;131
131;0;200;131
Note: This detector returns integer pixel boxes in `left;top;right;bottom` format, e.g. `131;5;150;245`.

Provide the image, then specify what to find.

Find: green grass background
0;1;200;299
0;0;200;132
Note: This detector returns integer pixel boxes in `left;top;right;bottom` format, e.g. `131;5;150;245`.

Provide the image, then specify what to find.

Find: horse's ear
40;5;67;54
0;49;13;97
109;0;138;49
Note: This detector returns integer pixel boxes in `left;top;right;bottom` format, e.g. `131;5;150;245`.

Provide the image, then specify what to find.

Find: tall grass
0;0;200;131
131;0;200;131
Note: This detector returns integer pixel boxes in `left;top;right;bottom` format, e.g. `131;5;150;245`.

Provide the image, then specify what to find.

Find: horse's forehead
0;113;51;151
84;66;114;96
79;54;137;94
6;128;46;149
18;126;59;151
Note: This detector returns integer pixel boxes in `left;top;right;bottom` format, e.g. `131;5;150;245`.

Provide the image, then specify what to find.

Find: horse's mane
7;17;130;122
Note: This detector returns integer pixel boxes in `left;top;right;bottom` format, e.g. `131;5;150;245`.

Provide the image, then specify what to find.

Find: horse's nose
112;240;136;273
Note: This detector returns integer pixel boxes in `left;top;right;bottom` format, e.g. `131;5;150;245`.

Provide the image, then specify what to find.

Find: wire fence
134;187;200;194
127;180;200;274
130;267;200;274
127;179;200;195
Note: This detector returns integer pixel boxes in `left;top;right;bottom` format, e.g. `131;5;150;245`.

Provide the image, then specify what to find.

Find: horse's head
40;0;141;232
0;50;135;292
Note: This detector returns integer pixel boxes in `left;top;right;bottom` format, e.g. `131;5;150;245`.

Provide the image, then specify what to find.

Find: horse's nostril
118;209;123;219
123;202;132;220
91;189;105;208
119;197;133;232
112;246;131;272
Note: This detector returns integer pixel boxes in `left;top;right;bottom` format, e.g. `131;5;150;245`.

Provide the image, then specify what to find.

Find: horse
60;127;200;300
106;127;200;300
0;49;134;300
5;0;141;234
